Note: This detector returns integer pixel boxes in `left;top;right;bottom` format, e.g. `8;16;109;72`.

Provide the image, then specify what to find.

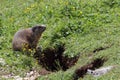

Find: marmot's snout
32;25;46;33
40;25;46;31
38;25;46;31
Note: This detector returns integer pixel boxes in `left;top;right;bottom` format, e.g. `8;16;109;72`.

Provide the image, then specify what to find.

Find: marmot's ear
32;26;37;32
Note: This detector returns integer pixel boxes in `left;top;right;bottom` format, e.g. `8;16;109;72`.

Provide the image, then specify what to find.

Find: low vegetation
0;0;120;80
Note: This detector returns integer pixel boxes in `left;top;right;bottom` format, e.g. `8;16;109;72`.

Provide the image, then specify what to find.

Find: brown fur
12;25;46;51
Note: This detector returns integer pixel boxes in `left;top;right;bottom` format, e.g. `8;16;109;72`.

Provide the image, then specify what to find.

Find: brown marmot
12;25;46;51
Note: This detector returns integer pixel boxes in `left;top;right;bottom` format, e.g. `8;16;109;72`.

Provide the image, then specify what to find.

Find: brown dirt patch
39;68;51;75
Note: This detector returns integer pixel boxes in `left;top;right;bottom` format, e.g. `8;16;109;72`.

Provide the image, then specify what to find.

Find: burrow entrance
93;44;113;53
73;57;107;80
33;44;109;78
34;44;80;71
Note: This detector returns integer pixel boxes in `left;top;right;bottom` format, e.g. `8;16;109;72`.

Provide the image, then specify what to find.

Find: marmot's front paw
36;46;42;53
34;46;42;59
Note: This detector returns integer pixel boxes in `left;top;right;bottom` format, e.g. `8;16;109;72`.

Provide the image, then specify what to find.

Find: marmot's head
32;25;46;35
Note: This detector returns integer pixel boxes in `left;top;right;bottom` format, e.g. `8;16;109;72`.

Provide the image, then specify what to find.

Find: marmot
12;25;46;51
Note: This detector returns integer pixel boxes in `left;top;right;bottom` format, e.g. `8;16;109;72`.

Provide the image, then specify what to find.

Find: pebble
0;58;6;66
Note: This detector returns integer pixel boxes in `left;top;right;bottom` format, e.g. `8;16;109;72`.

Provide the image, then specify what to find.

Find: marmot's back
12;25;46;51
12;28;32;51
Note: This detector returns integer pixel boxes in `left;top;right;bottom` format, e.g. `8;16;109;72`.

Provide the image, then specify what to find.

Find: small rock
24;70;40;80
14;76;23;80
87;66;115;77
0;58;6;66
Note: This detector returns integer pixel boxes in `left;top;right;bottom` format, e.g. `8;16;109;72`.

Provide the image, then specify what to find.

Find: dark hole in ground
93;44;113;53
34;44;79;71
73;57;107;80
93;47;109;53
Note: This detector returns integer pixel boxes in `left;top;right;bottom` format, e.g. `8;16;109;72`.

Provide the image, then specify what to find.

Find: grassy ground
0;0;120;80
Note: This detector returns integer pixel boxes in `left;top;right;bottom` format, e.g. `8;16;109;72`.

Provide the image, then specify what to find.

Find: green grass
0;0;120;80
